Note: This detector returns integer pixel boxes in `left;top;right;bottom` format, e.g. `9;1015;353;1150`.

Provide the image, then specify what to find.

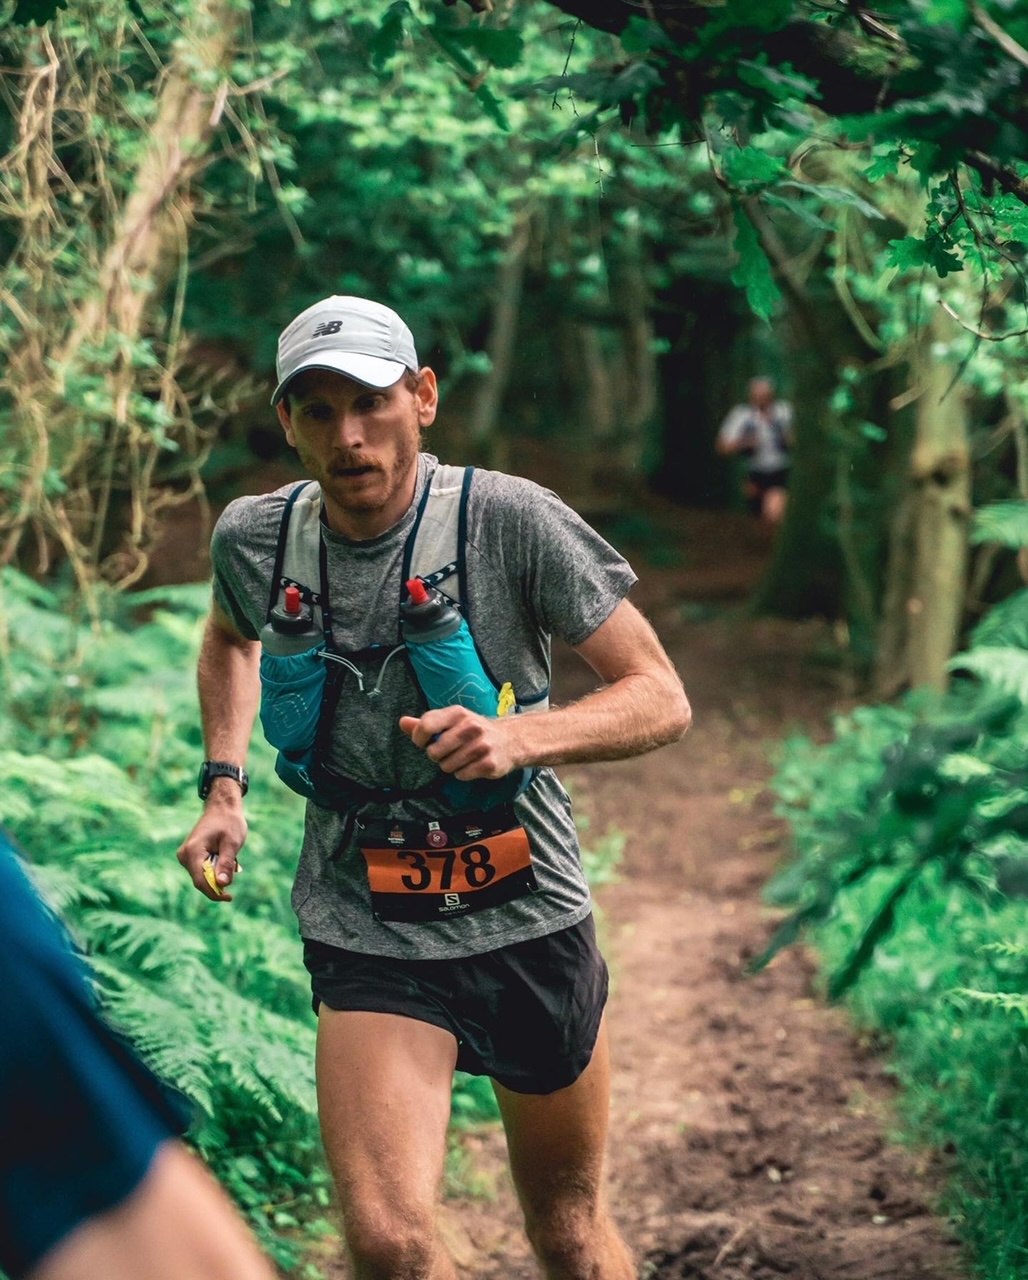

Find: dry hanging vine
0;0;261;608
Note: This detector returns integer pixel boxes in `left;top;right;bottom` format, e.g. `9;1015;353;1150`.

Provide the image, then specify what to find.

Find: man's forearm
197;614;261;767
507;668;690;769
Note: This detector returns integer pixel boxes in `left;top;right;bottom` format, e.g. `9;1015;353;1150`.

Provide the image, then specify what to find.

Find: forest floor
152;470;967;1280
306;497;967;1280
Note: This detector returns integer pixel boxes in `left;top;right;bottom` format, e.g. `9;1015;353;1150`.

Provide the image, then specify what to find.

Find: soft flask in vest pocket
401;579;534;811
259;585;326;754
258;647;327;752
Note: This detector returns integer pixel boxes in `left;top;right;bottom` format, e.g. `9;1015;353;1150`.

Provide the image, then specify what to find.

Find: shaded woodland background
7;0;1028;693
8;2;1028;1277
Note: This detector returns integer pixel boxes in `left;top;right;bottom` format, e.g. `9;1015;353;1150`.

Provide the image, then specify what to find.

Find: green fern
969;588;1028;651
971;500;1028;549
950;647;1028;705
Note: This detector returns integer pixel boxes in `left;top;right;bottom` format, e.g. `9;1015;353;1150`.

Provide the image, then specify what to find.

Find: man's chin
324;476;382;507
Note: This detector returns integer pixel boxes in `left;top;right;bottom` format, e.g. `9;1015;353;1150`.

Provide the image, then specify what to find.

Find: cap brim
271;353;408;404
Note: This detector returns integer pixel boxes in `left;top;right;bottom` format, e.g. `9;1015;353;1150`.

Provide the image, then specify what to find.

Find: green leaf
886;234;963;276
722;145;788;192
370;2;413;72
923;0;969;26
730;207;781;323
971;500;1028;549
970;590;1028;650
445;27;524;70
827;865;921;1000
951;647;1028;703
474;83;510;132
863;147;904;183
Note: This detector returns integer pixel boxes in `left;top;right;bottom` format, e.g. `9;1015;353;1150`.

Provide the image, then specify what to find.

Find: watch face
198;761;248;799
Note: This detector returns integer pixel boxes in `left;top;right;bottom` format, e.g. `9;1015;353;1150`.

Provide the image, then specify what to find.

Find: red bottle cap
406;578;430;605
284;585;302;615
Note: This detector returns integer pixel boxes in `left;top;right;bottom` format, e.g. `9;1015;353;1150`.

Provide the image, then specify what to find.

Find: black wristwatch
197;760;249;800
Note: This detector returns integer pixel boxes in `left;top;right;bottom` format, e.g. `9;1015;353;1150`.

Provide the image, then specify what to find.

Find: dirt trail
424;504;965;1280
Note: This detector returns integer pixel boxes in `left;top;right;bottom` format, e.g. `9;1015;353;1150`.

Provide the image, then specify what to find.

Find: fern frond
950;647;1028;704
971;500;1028;549
970;589;1028;651
28;860;111;913
87;910;209;972
950;988;1028;1019
89;959;218;1116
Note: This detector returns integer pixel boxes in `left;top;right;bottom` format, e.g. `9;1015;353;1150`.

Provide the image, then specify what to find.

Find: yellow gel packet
496;681;516;717
203;857;225;897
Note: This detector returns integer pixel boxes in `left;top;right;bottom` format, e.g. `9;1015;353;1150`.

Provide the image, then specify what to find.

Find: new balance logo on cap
271;296;419;404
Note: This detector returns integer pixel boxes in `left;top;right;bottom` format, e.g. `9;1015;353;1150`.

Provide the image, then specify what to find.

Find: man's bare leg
315;1009;459;1280
762;485;787;526
493;1018;634;1280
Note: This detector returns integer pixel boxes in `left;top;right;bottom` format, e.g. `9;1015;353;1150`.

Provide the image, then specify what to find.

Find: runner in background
716;376;794;528
0;827;277;1280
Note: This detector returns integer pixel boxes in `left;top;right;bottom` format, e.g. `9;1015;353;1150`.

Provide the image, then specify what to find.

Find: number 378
399;845;496;891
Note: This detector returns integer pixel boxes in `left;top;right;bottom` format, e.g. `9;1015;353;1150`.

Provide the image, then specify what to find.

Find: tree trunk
874;319;972;696
468;209;531;468
595;222;657;496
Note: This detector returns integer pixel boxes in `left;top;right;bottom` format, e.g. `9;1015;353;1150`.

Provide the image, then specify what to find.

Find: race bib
356;806;537;923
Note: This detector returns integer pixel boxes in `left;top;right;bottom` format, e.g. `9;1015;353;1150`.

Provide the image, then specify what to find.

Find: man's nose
332;411;365;447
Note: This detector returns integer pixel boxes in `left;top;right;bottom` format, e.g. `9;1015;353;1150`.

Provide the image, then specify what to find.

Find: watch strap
198;760;249;799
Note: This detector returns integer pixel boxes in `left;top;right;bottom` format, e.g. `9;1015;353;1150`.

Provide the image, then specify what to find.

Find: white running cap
271;295;419;404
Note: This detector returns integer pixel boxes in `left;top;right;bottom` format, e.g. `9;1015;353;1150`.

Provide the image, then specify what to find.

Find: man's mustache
329;455;378;475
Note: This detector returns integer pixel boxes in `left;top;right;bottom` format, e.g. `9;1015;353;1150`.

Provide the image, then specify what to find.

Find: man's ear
276;400;296;447
414;368;439;428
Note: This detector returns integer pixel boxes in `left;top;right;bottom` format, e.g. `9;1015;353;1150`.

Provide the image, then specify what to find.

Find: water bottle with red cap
258;585;326;766
400;577;502;716
260;584;324;656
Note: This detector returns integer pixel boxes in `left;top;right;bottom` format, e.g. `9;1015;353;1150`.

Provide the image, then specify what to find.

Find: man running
177;295;692;1279
716;376;794;527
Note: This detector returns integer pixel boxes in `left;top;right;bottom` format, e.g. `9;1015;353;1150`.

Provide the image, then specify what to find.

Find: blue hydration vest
258;464;545;812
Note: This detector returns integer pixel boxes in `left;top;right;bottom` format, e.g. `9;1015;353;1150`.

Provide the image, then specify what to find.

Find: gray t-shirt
210;453;637;960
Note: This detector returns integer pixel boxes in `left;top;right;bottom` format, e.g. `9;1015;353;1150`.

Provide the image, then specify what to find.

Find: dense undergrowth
764;584;1028;1280
0;567;622;1275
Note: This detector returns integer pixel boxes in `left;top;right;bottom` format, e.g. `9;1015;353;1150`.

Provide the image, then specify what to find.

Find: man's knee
342;1202;438;1278
522;1192;605;1271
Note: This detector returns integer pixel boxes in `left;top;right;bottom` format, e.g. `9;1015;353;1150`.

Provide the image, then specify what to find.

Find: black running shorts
746;467;790;514
302;914;609;1095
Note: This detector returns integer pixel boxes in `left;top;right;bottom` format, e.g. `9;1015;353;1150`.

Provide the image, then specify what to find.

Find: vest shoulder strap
405;463;469;600
271;465;473;626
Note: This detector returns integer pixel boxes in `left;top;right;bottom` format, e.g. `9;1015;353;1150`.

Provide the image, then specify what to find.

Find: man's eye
356;396;383;413
301;403;332;421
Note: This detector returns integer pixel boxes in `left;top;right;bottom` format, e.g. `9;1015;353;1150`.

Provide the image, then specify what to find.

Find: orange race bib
356;806;537;923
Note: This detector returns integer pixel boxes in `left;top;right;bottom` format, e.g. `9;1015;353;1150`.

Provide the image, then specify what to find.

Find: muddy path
415;503;966;1280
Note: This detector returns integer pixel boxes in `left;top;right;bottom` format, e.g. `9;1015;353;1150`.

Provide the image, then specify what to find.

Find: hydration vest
258;463;545;812
738;404;791;466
